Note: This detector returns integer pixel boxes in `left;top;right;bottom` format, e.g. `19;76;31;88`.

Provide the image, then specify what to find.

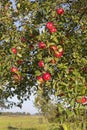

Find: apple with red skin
46;22;54;29
11;67;18;73
37;75;44;83
54;51;63;58
76;97;86;104
38;60;44;68
50;27;57;33
11;48;17;54
56;8;64;15
38;42;46;49
50;45;58;52
81;97;86;104
42;72;51;81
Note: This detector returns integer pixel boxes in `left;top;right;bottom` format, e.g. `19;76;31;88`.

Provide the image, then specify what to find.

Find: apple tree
0;0;87;128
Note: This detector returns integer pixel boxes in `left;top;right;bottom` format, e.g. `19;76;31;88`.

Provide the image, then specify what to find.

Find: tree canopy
0;0;87;110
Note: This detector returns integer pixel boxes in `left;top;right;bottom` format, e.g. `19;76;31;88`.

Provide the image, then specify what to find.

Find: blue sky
1;95;38;114
0;0;38;114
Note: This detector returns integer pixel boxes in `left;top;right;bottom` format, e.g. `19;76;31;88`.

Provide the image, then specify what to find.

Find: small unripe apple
56;8;64;15
50;27;57;33
38;42;46;49
37;75;44;83
17;3;21;9
11;67;18;73
38;60;44;68
42;72;51;81
11;48;17;54
46;22;54;29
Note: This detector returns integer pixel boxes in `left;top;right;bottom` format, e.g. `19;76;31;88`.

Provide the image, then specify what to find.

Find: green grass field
0;115;86;130
0;115;50;130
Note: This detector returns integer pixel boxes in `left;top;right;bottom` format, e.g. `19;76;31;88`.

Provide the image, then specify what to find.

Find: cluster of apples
46;8;64;33
76;97;87;105
37;42;63;84
46;8;64;58
37;8;64;84
10;48;23;82
37;42;51;83
11;8;64;83
46;22;57;33
50;45;63;58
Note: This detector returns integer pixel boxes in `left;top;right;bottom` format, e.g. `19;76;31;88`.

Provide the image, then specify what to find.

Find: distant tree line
0;112;31;116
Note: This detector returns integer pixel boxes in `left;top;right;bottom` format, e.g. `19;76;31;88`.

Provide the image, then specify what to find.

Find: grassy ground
0;115;86;130
0;115;50;130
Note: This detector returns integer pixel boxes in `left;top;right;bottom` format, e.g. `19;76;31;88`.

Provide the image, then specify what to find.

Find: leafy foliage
0;0;87;129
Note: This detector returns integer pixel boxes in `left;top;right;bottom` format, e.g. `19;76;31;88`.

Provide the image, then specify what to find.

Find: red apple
38;42;46;49
50;27;57;33
82;97;86;104
37;75;44;83
46;22;54;29
38;60;44;68
50;45;58;52
11;67;18;73
42;72;51;81
11;48;17;54
54;51;63;58
56;8;64;15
